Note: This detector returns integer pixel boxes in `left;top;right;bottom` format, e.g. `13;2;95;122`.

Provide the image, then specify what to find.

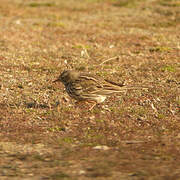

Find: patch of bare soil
0;0;179;179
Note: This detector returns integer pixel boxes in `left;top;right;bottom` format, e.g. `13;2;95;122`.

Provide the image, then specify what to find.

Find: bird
53;70;148;110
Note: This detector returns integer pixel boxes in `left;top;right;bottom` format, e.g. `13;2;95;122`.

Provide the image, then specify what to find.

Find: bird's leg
75;100;97;110
88;101;97;111
75;100;85;106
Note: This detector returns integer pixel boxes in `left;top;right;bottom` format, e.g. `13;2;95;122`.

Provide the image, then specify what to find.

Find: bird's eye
60;72;68;81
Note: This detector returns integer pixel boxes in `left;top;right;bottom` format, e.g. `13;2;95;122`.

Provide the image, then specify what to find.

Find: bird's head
53;70;79;85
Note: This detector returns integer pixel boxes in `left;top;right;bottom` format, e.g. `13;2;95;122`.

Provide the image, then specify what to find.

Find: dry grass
0;0;180;179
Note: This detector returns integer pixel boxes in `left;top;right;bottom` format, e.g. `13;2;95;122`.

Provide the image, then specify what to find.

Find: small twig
122;140;146;144
81;47;90;58
84;48;90;58
99;56;119;65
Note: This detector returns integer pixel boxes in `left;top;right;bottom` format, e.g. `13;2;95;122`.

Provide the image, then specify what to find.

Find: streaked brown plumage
53;70;148;110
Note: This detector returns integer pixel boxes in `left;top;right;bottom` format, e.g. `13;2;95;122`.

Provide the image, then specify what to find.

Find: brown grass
0;0;180;179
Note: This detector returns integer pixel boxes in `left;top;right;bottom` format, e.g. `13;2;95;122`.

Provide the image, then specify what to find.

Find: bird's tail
104;79;150;91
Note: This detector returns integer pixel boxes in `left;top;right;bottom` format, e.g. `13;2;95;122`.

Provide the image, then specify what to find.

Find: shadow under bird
53;70;148;110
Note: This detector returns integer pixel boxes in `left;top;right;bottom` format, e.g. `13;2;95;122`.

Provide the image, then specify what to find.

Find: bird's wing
76;75;126;95
75;74;149;96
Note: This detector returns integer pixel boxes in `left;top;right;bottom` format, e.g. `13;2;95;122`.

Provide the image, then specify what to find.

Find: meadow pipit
53;70;148;110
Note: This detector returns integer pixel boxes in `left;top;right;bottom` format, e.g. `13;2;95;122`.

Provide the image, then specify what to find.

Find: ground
0;0;180;179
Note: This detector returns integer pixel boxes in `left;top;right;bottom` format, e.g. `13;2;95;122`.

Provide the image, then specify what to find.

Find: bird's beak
53;79;60;83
